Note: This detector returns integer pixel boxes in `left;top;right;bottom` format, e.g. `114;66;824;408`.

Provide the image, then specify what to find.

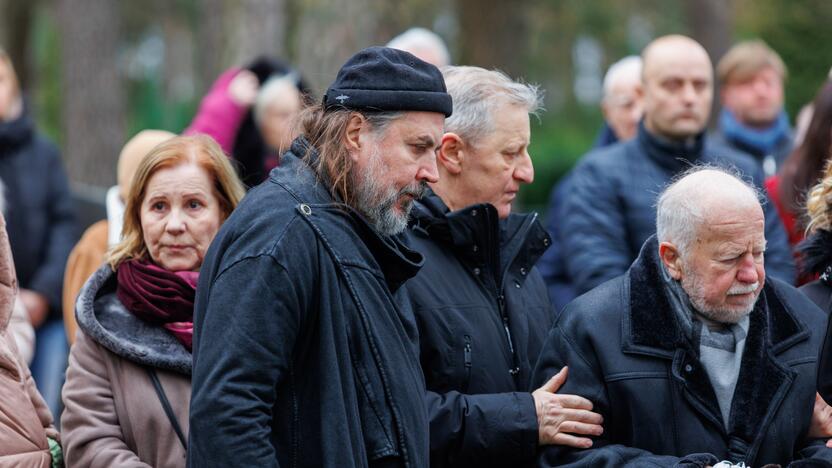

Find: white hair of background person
253;73;300;126
602;55;642;101
386;27;451;68
441;65;543;144
655;165;764;258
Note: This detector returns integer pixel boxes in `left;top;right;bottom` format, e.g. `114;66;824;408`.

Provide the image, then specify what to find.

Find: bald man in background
62;129;175;343
555;35;794;296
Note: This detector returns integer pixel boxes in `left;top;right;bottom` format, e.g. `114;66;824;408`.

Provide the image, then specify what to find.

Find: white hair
656;165;763;257
441;65;543;145
602;55;642;100
254;74;300;125
386;27;451;67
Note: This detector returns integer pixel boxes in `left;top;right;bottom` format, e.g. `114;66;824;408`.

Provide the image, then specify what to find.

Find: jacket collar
410;190;550;287
636;120;706;173
623;235;807;463
277;137;424;292
0;112;33;152
76;265;192;376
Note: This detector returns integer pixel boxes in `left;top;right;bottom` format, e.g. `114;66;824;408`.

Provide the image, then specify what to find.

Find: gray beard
353;148;426;236
681;269;758;325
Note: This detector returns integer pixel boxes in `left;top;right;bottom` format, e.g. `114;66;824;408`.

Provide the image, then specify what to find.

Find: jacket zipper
463;335;472;392
497;293;520;378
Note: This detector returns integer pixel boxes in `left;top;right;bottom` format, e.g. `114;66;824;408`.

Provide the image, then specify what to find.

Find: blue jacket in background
405;192;554;468
556;122;795;295
189;138;429;468
0;111;77;315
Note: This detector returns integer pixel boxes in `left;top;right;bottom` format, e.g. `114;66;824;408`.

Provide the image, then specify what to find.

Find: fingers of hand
550;393;595;411
540;367;569;393
558;420;604;437
549;432;594;449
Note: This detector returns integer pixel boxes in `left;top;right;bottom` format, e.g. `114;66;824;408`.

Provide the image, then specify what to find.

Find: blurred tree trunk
684;0;734;127
456;0;529;77
227;0;287;65
57;0;125;187
196;0;225;96
1;0;37;90
293;0;378;95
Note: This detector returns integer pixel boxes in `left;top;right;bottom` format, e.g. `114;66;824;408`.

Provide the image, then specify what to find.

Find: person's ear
437;133;464;175
659;242;684;280
345;113;366;162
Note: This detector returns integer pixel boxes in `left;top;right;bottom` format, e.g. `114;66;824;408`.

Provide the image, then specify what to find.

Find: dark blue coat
532;236;832;467
405;193;554;467
0;112;76;314
557;122;795;295
189;138;429;468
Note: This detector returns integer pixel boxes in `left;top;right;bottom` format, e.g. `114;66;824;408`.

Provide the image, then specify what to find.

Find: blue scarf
720;108;790;156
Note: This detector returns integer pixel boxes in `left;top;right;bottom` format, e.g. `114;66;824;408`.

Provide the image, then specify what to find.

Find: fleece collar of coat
76;265;192;376
276;137;424;292
624;235;809;462
635;120;706;173
409;190;551;287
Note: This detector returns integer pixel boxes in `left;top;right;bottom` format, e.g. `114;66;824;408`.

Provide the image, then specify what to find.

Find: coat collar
623;235;808;463
635;120;706;173
409;190;550;287
0;112;33;152
277;138;424;293
76;265;192;376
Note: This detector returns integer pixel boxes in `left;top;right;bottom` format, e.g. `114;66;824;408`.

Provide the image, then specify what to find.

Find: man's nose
736;253;759;284
514;151;534;184
417;155;439;184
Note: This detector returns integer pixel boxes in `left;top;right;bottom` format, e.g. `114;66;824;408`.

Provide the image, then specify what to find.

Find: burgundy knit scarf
116;259;199;351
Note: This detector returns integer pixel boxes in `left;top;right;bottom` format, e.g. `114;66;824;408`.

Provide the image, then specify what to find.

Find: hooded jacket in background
405;192;554;467
0;109;77;316
0;212;59;467
188;138;429;468
61;265;191;467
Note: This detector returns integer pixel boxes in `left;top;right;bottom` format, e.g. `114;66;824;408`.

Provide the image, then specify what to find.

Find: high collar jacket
405;193;554;468
188;138;429;468
532;235;832;467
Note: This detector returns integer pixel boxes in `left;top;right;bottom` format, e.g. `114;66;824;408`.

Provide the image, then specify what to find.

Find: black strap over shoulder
146;367;188;450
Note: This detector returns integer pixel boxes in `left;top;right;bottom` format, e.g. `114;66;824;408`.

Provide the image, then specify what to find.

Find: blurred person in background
0;212;62;468
593;55;644;147
62;129;175;344
386;27;451;68
185;57;312;187
539;55;644;311
714;40;792;177
556;35;794;296
766;81;832;253
61;135;244;467
0;46;77;420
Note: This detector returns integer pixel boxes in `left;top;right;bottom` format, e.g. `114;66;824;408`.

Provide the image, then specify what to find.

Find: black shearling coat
533;236;832;467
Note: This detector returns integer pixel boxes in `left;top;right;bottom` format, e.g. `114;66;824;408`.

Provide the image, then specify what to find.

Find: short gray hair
386;27;451;67
656;165;763;257
441;66;543;146
602;55;642;100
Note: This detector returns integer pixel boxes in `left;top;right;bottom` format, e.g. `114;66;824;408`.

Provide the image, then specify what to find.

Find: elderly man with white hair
404;66;603;468
532;167;832;467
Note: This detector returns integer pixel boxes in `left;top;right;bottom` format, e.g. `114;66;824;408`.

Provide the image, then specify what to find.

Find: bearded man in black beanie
189;47;452;468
